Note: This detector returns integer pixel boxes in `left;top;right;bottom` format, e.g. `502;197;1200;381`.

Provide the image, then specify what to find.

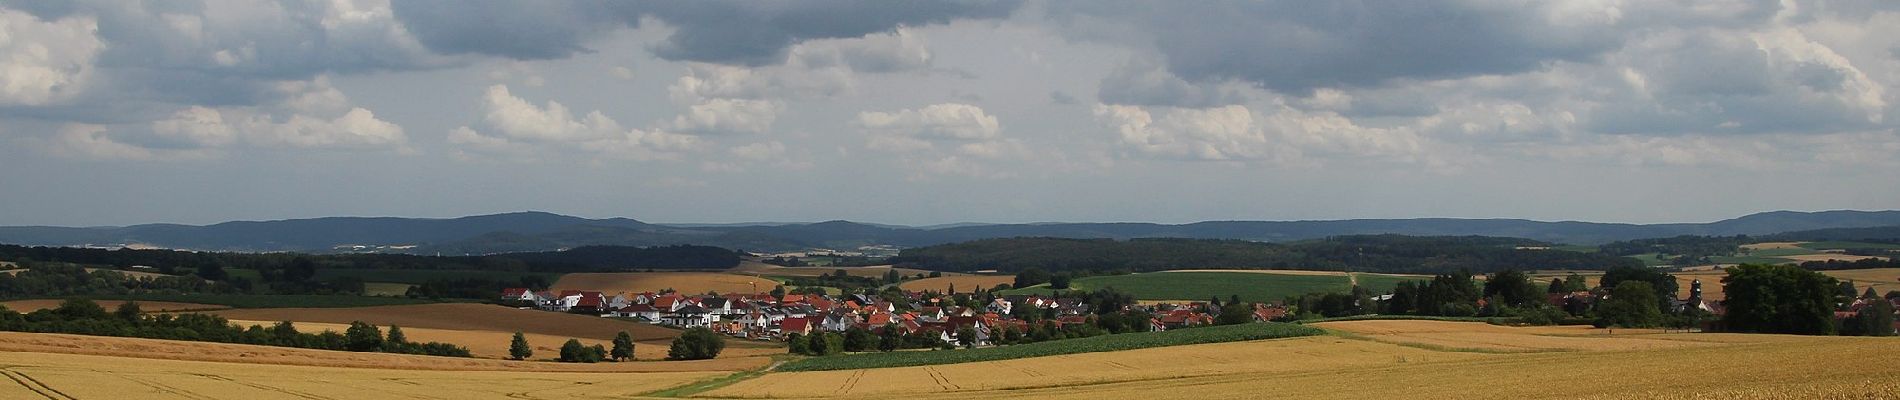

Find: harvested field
1741;242;1804;250
707;336;1488;398
0;331;765;373
552;272;778;295
0;350;723;400
211;303;683;342
2;299;228;313
897;275;1016;293
1822;268;1900;295
731;261;946;278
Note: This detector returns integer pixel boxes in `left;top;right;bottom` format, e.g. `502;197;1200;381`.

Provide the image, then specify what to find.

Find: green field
1799;241;1900;251
53;294;445;308
1551;245;1598;253
998;271;1424;303
1625;253;1670;266
310;269;563;284
777;322;1323;372
1743;247;1821;257
1709;255;1795;265
362;282;415;297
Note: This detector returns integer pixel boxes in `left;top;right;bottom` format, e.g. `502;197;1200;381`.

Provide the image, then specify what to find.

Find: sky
1;1;1898;227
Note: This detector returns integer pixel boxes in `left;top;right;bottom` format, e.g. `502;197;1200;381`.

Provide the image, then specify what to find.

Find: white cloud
479;84;621;141
150;106;236;147
452;84;701;161
671;98;781;134
48;124;214;161
0;9;102;106
789;29;932;73
857;103;1000;141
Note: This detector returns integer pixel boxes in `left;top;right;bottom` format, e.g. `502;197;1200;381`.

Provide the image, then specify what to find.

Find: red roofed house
778;316;813;338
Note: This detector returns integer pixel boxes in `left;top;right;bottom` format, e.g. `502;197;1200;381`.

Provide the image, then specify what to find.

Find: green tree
1484;269;1540;308
385;325;408;345
786;332;810;355
1049;274;1073;290
559;339;588;362
1601;266;1678;308
1721;264;1839;335
877;324;901;352
1216;302;1253;325
509;331;532;360
611;331;635;361
1563;272;1590;292
1014;268;1051;288
1843;299;1896;337
1547;278;1568;294
197;263;229;281
805;332;836;356
667;327;725;360
113;301;143;322
344;321;384;352
770;285;786;302
55;298;108;320
1595;281;1662;328
842;327;872;352
884;269;901;284
269;321;302;347
956;326;978;349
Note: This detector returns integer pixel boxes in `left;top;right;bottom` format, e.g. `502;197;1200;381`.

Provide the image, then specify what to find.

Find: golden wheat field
0;331;766;373
2;299;229;312
0;350;723;400
896;275;1017;293
2;320;1898;399
552;272;780;295
729;262;946;278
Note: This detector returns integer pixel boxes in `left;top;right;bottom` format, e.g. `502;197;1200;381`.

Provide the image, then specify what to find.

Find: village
501;286;1291;347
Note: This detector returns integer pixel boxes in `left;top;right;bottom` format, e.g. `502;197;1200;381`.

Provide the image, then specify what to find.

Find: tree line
0;299;471;357
892;235;1640;275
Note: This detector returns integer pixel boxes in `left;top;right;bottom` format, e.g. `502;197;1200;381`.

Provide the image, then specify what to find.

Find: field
730;261;946;279
362;282;415;296
1820;268;1900;296
897;275;1017;293
0;349;725;400
1;299;228;313
4;319;1898;399
778;322;1322;371
552;272;780;295
208;303;784;361
999;270;1426;303
708;320;1900;399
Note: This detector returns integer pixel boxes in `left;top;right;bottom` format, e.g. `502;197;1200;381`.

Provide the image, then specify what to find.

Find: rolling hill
3;210;1898;254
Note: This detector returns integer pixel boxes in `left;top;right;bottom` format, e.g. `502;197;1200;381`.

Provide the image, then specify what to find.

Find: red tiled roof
780;317;811;332
502;288;530;296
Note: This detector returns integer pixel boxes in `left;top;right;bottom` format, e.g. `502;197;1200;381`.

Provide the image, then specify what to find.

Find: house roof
502;288;530;296
780;317;811;332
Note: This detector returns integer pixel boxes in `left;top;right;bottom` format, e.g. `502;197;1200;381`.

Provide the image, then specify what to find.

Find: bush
667;327;725;360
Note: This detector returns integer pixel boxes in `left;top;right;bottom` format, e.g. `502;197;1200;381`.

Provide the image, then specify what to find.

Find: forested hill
888;235;1643;274
0;244;740;275
3;210;1898;254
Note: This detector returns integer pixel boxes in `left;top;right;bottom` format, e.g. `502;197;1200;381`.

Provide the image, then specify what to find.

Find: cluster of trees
893;235;1639;275
0;264;240;298
0;299;469;357
1598;235;1750;265
406;276;552;300
1799;257;1900;271
1721;264;1851;336
779;271;883;293
0;243;739;299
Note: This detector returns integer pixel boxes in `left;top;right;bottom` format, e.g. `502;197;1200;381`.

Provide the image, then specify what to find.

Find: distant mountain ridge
1;210;1897;254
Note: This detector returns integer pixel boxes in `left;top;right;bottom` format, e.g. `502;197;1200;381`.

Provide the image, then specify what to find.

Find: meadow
777;322;1323;372
999;270;1425;302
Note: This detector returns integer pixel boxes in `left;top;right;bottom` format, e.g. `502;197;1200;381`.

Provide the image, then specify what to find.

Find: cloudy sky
2;1;1897;227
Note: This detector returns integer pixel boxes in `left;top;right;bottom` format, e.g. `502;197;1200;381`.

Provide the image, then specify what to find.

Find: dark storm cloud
1056;1;1633;95
394;0;1020;66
